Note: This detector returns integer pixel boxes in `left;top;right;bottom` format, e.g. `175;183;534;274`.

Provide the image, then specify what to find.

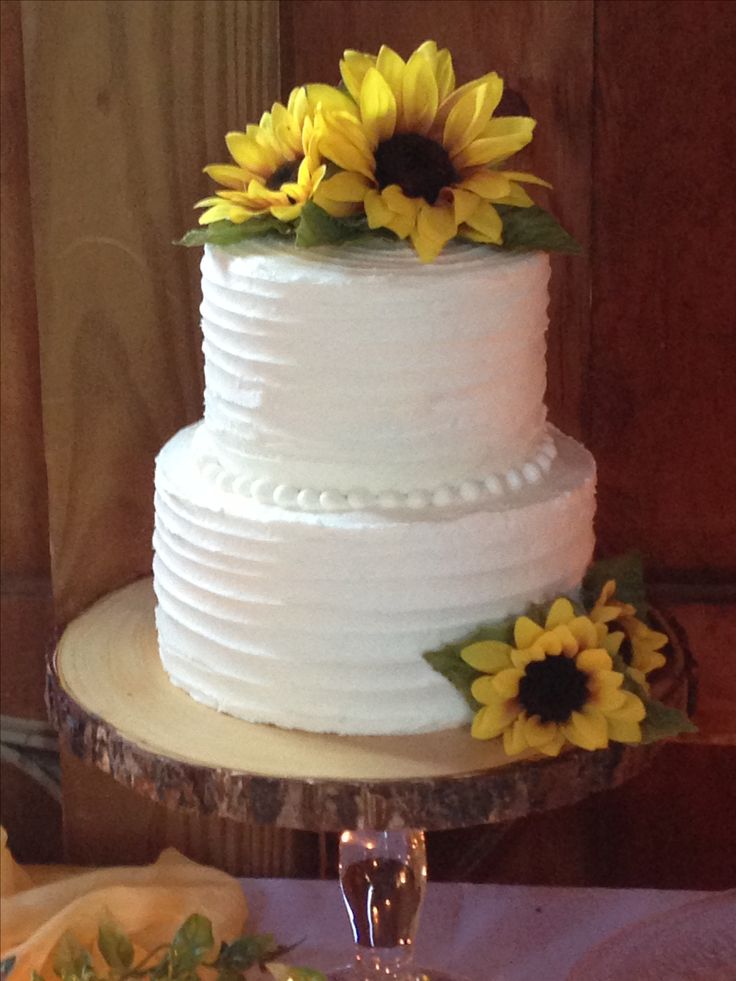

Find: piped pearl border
196;435;559;512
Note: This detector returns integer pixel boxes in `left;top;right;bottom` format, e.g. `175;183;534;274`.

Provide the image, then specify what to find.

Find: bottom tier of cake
153;424;596;735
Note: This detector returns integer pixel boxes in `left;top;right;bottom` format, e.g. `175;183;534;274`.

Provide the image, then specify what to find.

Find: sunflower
461;598;647;757
196;85;352;226
313;40;549;261
590;580;668;679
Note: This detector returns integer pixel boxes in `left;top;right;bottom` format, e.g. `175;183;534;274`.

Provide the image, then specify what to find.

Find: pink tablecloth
241;879;731;980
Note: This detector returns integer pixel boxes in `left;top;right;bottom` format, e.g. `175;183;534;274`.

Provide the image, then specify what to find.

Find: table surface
243;878;732;980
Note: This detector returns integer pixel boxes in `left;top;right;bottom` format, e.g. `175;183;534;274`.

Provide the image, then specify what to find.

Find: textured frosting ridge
153;239;598;736
154;425;596;735
200;239;550;494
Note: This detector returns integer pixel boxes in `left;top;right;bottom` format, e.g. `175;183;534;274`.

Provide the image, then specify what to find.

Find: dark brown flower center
374;133;457;204
266;157;302;191
518;655;590;724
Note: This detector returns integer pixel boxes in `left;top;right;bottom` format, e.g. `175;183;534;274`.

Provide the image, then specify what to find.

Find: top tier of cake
200;238;550;496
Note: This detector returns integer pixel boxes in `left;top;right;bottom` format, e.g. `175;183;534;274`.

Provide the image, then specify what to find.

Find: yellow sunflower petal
633;648;667;675
381;185;420;216
603;629;625;657
443;77;503;156
545;597;575;629
319;170;372;204
304;83;358;118
434;71;501;132
606;690;647;723
401;50;439;135
498;169;552;190
497;184;536;208
523;715;559;749
514;615;545;650
415;41;456;102
532;630;563;657
340;49;376;102
410;228;445;264
460;640;512;674
511;647;540;669
453;128;535;170
503;715;529;755
462;200;502;243
491;668;524;699
576;648;613;674
551;623;580;655
449;188;480;225
318;112;376;180
197;203;236;224
538;729;567;757
567;616;599;651
203;164;250;189
607;716;643;744
416;200;458;246
359;67;397;147
376;44;406;114
470;674;508;707
471;701;517;740
364;187;394;229
459;169;512;200
564;707;609;751
270;202;302;222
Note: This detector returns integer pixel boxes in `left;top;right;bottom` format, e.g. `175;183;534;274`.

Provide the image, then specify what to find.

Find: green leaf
52;933;94;979
423;616;517;709
641;699;698;744
168;913;214;972
582;552;648;614
295;202;367;248
175;216;292;248
267;967;328;981
495;204;582;255
98;919;134;972
31;973;44;981
217;934;298;972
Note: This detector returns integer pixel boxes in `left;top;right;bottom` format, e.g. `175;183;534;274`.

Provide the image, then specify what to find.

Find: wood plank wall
1;0;734;875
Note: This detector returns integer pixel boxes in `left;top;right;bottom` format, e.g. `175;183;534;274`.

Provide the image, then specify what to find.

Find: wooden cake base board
47;578;693;832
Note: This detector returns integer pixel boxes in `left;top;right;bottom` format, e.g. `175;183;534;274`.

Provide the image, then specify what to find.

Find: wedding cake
153;237;596;735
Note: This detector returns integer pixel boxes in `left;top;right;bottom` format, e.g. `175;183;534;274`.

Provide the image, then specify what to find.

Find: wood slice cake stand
46;577;694;834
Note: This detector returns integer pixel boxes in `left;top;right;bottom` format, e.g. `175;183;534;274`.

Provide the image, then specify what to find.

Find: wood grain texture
47;578;692;833
21;0;280;625
279;0;594;439
0;0;49;578
59;749;319;877
590;0;736;576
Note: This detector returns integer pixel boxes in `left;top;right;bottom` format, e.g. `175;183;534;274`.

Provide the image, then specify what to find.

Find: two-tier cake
153;238;596;734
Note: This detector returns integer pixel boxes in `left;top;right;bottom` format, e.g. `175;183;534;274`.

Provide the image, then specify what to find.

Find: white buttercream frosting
153;424;596;735
200;239;550;494
153;238;598;736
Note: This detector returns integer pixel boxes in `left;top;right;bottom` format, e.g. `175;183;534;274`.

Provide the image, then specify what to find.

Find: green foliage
582;553;648;615
423;616;518;709
495;204;582;254
176;202;580;256
295;202;368;248
15;914;326;981
176;216;291;247
641;698;698;744
98;921;134;973
425;558;696;748
53;932;94;980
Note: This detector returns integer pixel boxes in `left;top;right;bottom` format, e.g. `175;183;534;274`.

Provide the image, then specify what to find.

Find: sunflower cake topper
423;555;695;757
179;41;580;261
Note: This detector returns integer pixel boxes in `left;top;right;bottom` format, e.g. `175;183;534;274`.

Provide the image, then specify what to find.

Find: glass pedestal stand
330;829;461;981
